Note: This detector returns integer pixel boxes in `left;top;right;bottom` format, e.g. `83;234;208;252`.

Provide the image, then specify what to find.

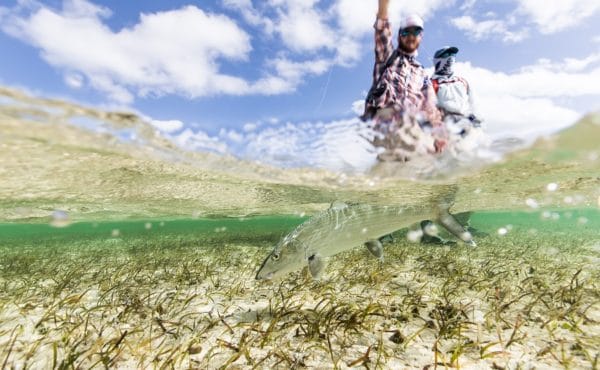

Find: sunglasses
399;27;423;37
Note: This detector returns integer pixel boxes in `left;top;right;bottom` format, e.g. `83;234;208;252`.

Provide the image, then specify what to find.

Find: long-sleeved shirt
367;18;442;126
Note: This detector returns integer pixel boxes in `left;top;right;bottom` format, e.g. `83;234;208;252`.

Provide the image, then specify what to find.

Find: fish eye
271;252;280;261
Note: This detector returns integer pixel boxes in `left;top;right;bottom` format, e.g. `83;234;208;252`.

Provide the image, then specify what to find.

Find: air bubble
50;209;71;228
497;227;508;236
525;198;539;209
111;229;120;237
145;222;152;230
546;183;558;192
407;229;423;243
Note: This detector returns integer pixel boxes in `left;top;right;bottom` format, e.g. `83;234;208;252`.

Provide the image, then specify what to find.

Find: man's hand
378;0;389;19
434;138;447;153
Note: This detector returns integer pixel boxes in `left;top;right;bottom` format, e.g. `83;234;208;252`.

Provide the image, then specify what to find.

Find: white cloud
2;0;377;103
515;0;600;34
172;128;228;154
241;117;376;171
274;1;336;53
252;57;331;94
334;0;453;37
242;122;258;132
451;55;600;137
1;1;255;103
450;15;528;43
219;128;244;143
64;73;83;88
150;119;184;133
222;0;275;34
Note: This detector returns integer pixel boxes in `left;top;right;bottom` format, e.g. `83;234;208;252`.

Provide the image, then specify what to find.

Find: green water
1;209;598;245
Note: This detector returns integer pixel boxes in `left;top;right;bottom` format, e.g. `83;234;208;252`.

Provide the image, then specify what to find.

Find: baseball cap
399;14;424;30
434;46;459;58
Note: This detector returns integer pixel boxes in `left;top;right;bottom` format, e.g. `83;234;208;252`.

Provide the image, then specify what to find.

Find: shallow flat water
1;87;599;368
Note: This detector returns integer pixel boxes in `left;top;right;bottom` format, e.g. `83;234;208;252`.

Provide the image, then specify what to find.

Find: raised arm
373;0;394;78
377;0;389;19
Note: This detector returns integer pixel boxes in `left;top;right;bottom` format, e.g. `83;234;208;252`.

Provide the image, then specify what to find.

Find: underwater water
0;86;599;369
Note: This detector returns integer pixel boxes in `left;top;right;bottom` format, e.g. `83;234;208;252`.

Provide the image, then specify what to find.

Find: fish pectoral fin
437;209;475;246
308;254;326;280
365;240;384;261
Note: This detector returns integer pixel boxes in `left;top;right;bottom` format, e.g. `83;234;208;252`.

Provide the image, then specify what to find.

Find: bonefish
255;198;475;280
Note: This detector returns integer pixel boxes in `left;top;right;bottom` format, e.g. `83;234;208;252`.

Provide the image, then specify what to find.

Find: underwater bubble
145;222;152;230
159;221;165;227
497;227;508;236
578;217;588;225
564;212;573;219
111;229;120;237
361;227;368;234
528;228;538;235
299;212;306;217
525;198;539;209
474;188;482;194
461;231;473;242
423;223;439;236
551;212;560;221
597;195;600;207
407;229;423;243
589;152;599;161
50;209;71;228
541;211;552;220
214;226;227;233
564;196;574;204
546;183;558;192
506;224;513;230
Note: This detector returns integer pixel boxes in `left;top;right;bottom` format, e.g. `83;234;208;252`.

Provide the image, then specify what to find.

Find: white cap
400;14;424;30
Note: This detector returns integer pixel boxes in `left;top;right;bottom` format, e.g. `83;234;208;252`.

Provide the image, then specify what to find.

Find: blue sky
1;0;599;170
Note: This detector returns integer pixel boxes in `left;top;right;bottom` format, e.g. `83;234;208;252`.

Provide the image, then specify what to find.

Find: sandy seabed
1;228;599;370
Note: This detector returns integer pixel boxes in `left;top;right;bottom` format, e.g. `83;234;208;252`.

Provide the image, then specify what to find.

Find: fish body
255;199;474;280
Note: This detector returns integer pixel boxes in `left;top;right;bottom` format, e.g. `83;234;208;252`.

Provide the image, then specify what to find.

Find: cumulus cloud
1;0;348;103
515;0;600;34
222;0;274;32
150;119;184;133
452;1;600;41
0;1;255;103
450;54;600;137
274;1;336;53
450;15;528;43
334;0;453;37
239;118;376;171
172;128;228;154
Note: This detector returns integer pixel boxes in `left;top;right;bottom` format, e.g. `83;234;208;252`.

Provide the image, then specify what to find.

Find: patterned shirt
368;18;442;126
